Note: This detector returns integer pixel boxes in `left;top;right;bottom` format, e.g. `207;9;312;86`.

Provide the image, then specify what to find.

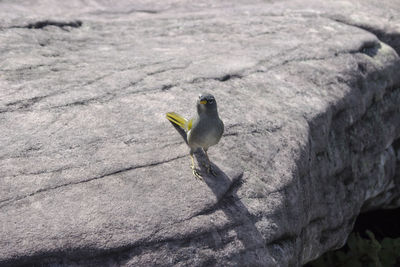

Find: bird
166;93;224;179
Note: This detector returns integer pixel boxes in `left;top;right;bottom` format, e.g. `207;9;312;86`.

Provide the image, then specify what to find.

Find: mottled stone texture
1;0;400;266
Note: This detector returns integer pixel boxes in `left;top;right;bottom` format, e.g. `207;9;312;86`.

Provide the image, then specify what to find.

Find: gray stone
0;0;400;266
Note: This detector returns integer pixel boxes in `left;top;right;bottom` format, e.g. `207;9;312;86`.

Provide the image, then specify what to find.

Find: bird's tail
166;112;188;131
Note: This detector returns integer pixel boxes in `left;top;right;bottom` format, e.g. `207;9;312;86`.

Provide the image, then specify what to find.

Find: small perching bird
166;93;224;179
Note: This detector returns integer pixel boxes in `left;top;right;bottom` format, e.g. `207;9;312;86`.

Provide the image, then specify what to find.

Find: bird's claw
192;168;203;181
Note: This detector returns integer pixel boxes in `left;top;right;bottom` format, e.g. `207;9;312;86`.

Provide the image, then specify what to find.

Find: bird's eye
208;99;214;104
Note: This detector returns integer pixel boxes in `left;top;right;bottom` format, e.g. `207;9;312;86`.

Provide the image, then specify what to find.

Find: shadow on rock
168;120;269;263
193;150;269;264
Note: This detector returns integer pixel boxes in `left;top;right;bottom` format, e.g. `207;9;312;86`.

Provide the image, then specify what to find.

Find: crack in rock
1;92;58;112
190;73;243;84
90;9;160;16
215;74;243;82
325;16;400;55
10;20;83;30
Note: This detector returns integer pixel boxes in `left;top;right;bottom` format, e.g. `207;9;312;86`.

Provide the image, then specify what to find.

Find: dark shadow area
353;207;400;240
304;207;400;267
359;40;381;57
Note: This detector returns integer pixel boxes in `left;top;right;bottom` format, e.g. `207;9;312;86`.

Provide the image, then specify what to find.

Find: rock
0;0;399;266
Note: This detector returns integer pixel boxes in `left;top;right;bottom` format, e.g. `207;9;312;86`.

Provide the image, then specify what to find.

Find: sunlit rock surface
1;0;399;266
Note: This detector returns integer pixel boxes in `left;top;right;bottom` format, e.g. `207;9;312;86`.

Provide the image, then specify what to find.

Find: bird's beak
200;100;207;104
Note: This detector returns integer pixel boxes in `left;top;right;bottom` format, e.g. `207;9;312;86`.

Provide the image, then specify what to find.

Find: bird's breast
187;117;223;149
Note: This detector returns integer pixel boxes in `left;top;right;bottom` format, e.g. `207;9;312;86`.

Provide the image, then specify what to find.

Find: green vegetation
308;231;400;267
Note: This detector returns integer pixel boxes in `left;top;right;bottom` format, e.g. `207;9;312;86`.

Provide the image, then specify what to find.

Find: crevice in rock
358;40;381;57
161;84;173;91
146;63;191;76
392;136;400;154
0;63;48;72
90;9;160;16
353;207;400;239
215;74;242;82
305;208;400;266
82;73;115;86
10;20;82;30
1;91;60;112
189;73;243;84
251;39;384;78
326;17;400;55
118;9;159;14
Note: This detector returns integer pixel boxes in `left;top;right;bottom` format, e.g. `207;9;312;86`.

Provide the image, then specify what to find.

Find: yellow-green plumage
166;112;193;131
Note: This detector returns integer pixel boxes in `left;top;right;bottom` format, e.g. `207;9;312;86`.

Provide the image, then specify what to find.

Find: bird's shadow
169;122;188;145
168;120;270;263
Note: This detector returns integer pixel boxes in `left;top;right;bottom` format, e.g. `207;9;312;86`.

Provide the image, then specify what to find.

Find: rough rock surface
1;0;400;266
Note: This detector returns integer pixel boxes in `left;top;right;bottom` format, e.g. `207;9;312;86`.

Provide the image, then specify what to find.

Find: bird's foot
192;167;203;181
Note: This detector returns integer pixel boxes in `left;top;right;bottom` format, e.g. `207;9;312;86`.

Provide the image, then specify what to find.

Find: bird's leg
203;149;217;176
190;152;203;180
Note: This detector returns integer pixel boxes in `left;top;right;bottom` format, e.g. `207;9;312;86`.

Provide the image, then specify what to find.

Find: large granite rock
1;0;400;266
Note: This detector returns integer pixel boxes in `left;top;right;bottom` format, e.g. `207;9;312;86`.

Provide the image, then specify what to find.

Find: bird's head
197;93;218;115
